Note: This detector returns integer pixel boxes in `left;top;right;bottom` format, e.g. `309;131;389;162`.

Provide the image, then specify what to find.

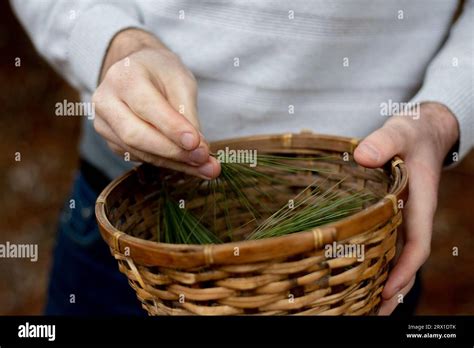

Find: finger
354;119;413;168
95;108;209;165
165;71;200;129
129;147;221;180
121;77;201;151
382;158;438;299
93;119;140;161
93;116;123;145
378;276;415;315
106;140;124;155
167;82;212;154
95;117;219;179
96;101;209;165
106;142;140;161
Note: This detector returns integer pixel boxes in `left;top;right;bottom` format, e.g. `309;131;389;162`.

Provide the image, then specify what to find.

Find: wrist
420;102;460;157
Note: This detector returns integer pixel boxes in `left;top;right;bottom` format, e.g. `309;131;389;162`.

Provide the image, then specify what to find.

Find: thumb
354;121;410;168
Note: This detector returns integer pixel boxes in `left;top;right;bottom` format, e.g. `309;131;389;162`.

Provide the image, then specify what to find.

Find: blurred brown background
0;1;473;315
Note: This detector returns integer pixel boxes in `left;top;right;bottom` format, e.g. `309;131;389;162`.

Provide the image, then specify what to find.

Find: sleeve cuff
67;4;145;92
409;69;473;161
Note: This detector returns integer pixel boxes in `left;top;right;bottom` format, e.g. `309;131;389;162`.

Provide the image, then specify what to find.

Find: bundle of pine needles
158;190;222;244
246;179;375;240
156;152;377;244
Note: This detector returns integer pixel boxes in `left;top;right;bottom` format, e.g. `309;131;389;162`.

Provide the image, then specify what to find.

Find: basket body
96;132;408;315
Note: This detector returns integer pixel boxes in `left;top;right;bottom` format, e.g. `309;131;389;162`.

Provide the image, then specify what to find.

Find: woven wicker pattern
96;132;408;315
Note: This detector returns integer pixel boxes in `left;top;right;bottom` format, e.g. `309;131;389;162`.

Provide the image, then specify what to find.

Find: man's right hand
92;28;220;180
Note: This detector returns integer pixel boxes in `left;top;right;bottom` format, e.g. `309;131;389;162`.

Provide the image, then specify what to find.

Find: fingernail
189;147;208;164
357;143;380;162
180;132;196;150
198;162;214;178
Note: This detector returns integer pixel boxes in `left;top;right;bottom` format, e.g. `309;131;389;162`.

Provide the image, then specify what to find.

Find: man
11;0;473;315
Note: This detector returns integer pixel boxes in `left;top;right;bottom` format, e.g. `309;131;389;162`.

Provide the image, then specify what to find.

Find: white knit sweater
12;0;473;179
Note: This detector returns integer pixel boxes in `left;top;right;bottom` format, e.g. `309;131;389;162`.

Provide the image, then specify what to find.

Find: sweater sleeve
10;0;145;93
409;0;474;160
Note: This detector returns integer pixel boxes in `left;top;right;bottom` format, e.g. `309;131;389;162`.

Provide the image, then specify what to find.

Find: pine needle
159;189;222;244
246;178;376;240
156;151;375;245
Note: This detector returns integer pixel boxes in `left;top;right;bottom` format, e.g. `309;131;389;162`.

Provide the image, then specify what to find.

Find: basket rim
95;132;408;268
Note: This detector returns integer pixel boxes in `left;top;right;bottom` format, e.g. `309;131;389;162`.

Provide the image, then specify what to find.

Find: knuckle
421;244;431;263
139;151;152;163
92;119;102;134
158;48;180;63
150;156;164;167
184;70;197;86
92;88;115;117
386;118;417;141
91;89;108;113
180;69;197;90
162;147;181;161
108;142;121;154
105;63;124;83
129;96;153;118
91;89;102;105
119;127;139;147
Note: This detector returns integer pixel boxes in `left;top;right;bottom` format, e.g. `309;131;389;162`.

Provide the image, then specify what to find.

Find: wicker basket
95;132;408;315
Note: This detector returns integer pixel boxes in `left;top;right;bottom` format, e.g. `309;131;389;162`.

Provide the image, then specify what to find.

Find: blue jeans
45;172;145;315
